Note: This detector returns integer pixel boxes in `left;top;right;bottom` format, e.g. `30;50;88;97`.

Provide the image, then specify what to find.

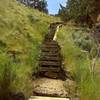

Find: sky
47;0;67;14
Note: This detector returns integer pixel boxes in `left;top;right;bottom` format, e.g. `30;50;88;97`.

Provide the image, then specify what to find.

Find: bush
58;0;99;27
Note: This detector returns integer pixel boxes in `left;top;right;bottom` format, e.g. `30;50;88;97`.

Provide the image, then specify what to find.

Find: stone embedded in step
29;96;70;100
33;78;68;97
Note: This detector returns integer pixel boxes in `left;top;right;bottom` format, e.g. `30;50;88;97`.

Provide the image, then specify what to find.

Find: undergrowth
0;0;60;98
57;23;100;100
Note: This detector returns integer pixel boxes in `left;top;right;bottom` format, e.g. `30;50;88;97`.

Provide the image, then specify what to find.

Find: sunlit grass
57;24;100;100
0;0;60;98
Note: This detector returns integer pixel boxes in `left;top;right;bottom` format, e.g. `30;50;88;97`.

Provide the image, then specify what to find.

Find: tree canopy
58;0;100;26
33;0;48;13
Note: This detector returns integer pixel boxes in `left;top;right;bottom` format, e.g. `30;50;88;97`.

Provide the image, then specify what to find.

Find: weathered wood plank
39;61;61;66
40;56;61;61
41;48;60;52
29;96;70;100
39;67;60;72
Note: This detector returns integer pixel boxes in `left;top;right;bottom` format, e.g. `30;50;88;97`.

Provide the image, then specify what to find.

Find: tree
33;0;48;13
58;0;99;27
38;0;48;13
17;0;48;14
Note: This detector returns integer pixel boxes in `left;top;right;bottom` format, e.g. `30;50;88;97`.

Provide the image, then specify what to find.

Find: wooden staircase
37;23;66;79
32;22;69;99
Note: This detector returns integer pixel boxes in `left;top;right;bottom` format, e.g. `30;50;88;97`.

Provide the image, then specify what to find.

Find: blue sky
47;0;67;14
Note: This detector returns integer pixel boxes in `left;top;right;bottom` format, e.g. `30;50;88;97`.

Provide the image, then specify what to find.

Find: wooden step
41;48;59;52
44;41;58;45
45;35;54;39
39;61;61;66
42;45;60;48
46;36;54;39
40;56;62;61
39;67;60;72
41;52;61;57
29;96;70;100
45;38;53;41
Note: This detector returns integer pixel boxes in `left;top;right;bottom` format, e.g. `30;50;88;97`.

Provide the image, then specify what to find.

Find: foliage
37;0;48;13
72;29;97;54
17;0;48;13
58;0;97;26
57;24;100;100
0;0;59;98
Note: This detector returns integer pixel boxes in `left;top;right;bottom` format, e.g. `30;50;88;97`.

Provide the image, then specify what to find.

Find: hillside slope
0;0;60;98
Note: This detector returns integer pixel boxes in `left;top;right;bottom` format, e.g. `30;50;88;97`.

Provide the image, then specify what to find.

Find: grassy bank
57;23;100;100
0;0;60;98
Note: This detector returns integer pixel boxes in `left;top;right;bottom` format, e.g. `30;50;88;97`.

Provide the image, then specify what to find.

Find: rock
33;78;68;97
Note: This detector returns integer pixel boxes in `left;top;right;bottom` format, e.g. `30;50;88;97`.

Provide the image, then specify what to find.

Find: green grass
57;23;100;100
0;0;60;98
